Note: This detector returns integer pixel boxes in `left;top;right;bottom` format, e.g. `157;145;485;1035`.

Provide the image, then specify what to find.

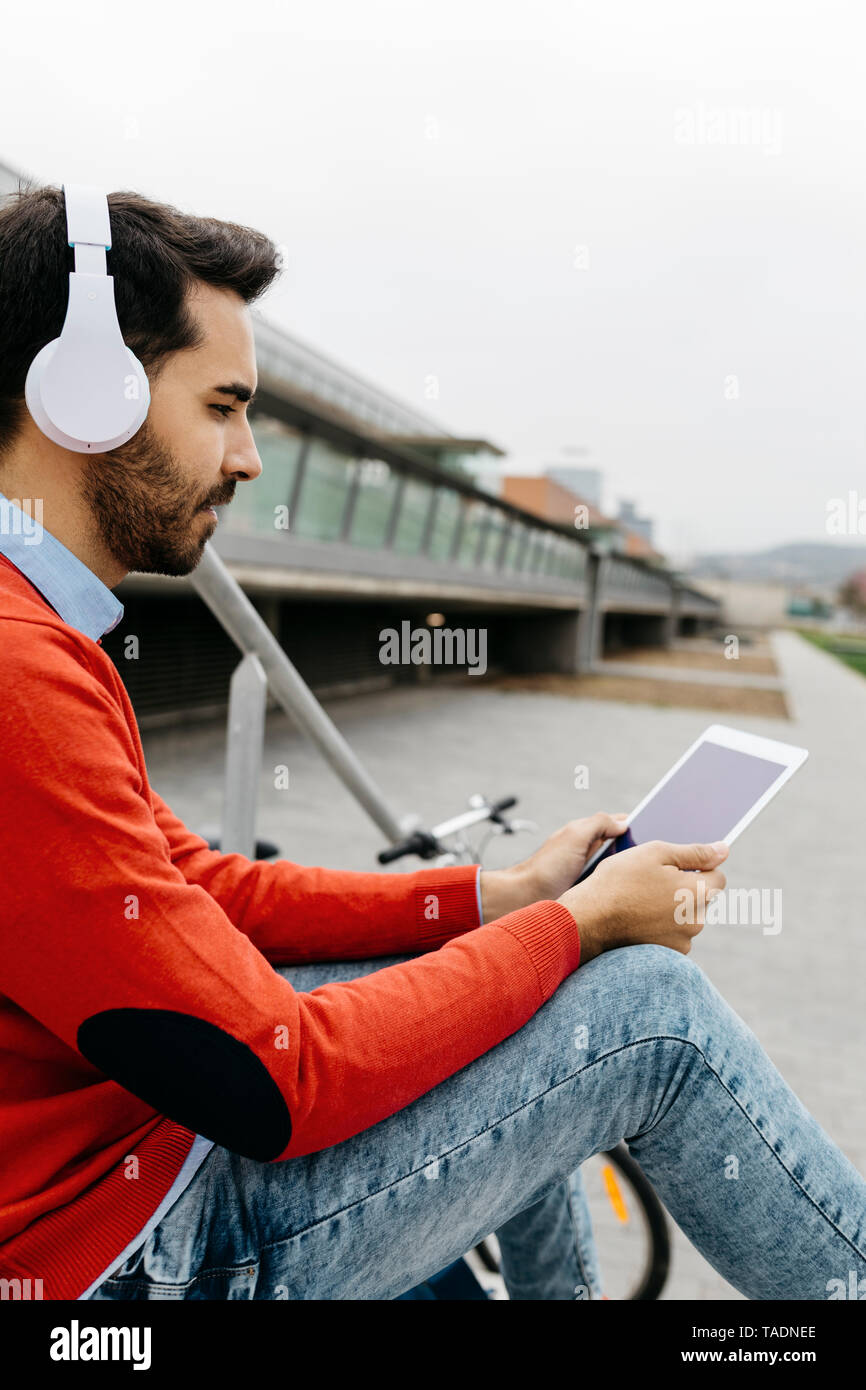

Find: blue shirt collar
0;491;124;642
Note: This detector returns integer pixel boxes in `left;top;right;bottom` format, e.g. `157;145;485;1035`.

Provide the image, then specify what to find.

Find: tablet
575;723;808;883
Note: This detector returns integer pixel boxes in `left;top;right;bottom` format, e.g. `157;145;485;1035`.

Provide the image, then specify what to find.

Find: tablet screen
582;740;787;877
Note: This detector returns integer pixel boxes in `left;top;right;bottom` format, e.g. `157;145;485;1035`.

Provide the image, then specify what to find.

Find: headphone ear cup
24;270;151;453
24;340;151;454
122;346;151;437
24;339;64;447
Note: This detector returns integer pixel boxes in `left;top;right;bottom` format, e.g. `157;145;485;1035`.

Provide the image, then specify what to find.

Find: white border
578;722;808;878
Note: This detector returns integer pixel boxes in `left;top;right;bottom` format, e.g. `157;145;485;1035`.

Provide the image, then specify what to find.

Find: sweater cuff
491;899;581;1002
411;862;483;949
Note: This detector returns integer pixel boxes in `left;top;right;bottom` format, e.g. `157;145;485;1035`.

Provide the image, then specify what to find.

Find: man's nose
225;419;263;482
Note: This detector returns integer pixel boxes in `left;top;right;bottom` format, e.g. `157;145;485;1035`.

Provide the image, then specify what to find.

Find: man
0;185;863;1301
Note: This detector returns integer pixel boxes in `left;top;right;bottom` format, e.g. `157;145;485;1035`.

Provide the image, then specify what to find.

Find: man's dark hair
0;180;281;458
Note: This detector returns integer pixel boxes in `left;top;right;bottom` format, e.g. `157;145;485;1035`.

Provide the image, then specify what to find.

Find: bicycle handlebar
377;796;518;864
377;830;443;864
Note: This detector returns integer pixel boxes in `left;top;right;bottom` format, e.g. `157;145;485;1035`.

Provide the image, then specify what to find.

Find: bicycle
376;794;672;1301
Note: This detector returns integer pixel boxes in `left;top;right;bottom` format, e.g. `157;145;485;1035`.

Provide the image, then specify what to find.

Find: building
502;474;662;562
617;499;655;548
545;465;602;508
500;473;617;546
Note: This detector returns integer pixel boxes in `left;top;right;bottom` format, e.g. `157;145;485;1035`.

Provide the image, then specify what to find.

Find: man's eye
210;404;235;417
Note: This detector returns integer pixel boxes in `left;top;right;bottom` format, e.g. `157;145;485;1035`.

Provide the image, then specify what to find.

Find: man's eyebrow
212;382;257;405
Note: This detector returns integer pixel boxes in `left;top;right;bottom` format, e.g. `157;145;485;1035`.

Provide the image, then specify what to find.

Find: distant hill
689;541;866;587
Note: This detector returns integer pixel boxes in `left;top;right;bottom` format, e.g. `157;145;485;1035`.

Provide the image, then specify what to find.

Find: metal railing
602;554;677;603
190;542;413;853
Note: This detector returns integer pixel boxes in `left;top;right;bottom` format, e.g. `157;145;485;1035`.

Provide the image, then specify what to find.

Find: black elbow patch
77;1009;292;1161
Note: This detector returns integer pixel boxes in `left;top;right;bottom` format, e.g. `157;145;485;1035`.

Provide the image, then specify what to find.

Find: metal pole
222;652;268;858
190;543;410;843
578;549;607;672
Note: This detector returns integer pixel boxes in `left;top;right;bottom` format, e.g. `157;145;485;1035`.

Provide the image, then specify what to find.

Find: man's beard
78;418;232;577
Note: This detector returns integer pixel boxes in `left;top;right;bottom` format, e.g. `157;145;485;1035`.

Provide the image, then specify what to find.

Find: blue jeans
89;944;866;1300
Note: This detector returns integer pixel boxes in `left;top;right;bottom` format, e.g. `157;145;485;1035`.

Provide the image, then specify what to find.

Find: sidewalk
142;629;866;1300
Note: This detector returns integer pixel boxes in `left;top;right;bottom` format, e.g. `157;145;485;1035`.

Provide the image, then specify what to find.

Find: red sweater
0;552;581;1299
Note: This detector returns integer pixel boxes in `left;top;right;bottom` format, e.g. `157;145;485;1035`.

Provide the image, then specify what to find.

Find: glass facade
224;417;303;536
292;437;355;542
225;408;595;587
480;512;509;571
348;458;400;549
426;487;461;562
392;479;435;555
455;499;492;568
500;521;527;571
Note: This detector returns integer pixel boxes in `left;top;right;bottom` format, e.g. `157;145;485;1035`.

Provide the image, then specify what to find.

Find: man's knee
577;942;719;1045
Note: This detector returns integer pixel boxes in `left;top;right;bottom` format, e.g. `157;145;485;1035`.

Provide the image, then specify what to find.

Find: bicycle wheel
472;1144;670;1300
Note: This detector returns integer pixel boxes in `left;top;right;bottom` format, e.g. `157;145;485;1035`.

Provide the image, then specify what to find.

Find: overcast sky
4;0;866;560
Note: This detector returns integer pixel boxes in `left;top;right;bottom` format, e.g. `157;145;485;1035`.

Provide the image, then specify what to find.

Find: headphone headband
64;183;112;250
24;183;151;452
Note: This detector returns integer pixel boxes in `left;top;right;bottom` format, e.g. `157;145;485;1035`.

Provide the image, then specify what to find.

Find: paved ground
141;629;866;1301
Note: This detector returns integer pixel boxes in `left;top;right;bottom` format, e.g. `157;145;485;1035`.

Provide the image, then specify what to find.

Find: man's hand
479;812;629;922
558;839;730;962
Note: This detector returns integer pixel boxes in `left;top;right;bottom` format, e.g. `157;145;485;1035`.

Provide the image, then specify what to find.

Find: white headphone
25;183;151;452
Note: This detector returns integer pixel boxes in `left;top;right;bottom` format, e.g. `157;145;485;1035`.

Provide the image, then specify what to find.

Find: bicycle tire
605;1143;670;1300
472;1144;670;1300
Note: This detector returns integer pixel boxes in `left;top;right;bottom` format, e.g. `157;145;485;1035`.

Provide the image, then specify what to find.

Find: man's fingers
580;811;629;841
655;839;729;871
680;866;727;892
698;868;727;893
674;867;727;930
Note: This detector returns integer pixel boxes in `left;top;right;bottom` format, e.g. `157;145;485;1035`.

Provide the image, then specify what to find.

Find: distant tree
838;568;866;614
